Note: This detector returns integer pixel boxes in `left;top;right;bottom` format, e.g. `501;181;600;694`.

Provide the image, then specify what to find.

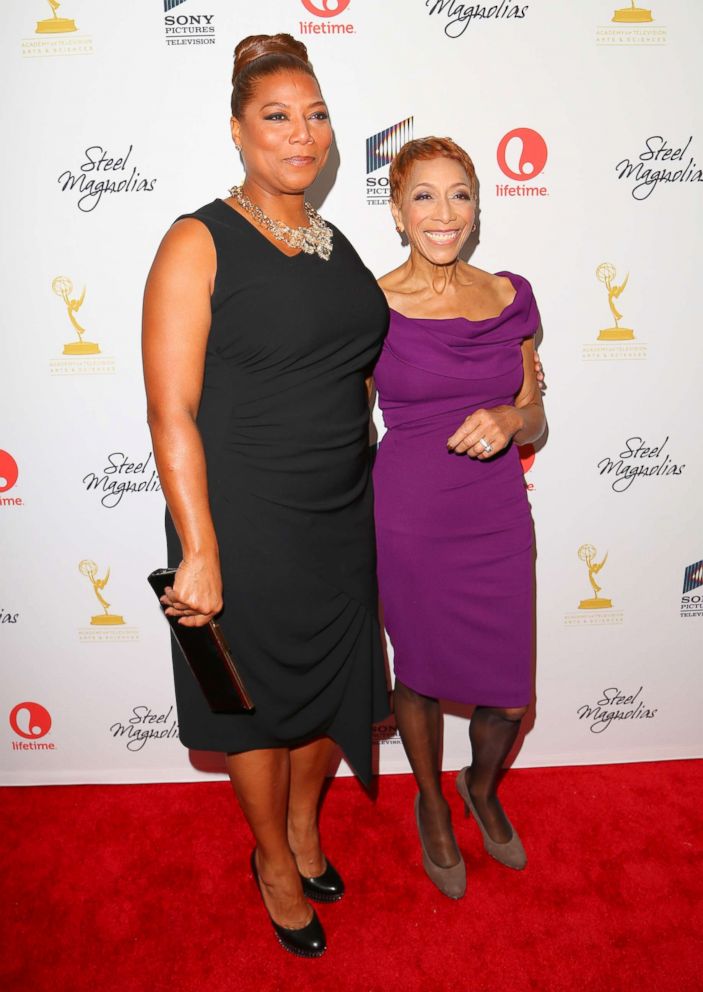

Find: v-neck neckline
216;197;305;260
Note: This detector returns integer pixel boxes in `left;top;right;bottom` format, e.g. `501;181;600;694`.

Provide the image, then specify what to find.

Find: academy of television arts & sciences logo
596;1;666;46
78;559;138;643
582;262;647;362
49;274;116;376
564;544;623;627
22;1;94;58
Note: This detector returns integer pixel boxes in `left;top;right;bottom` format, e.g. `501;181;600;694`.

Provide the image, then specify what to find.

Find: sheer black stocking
393;679;460;868
464;705;527;844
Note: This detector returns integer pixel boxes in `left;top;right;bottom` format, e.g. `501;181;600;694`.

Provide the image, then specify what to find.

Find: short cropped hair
389;137;478;205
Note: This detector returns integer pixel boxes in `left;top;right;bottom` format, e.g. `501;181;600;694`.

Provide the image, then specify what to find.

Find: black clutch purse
147;568;255;715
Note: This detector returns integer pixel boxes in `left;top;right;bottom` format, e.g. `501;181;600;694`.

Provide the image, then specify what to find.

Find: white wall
2;0;701;784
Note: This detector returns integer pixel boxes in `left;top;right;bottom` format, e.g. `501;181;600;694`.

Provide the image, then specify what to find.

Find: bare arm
142;219;222;626
509;337;546;445
446;337;546;457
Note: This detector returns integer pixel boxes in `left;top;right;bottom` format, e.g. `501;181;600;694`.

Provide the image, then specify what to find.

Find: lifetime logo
301;0;352;16
299;0;355;35
518;443;535;490
496;128;549;199
0;450;22;507
9;702;56;751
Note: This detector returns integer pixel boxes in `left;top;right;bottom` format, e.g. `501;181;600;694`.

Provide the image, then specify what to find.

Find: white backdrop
2;0;702;785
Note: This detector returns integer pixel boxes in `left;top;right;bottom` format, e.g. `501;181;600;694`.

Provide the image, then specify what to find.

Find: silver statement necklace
229;185;333;261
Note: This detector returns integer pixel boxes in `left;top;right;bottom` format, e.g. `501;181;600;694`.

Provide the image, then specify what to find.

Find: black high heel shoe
250;850;326;958
298;858;345;903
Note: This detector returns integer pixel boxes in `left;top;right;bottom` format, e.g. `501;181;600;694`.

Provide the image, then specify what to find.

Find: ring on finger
479;436;493;453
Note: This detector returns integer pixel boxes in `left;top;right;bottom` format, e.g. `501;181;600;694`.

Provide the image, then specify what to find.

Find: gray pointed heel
414;794;466;899
455;767;527;870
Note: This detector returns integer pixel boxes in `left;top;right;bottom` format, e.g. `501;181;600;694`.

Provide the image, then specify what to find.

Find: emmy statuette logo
23;1;93;56
35;0;76;33
564;544;623;626
53;277;100;356
577;545;612;610
612;0;653;22
78;561;138;643
49;276;115;376
596;264;634;341
582;263;647;361
596;0;665;46
79;560;125;626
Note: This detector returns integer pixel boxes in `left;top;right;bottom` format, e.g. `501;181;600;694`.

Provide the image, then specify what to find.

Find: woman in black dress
142;34;389;957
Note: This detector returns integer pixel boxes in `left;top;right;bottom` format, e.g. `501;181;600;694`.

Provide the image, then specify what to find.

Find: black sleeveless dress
165;199;390;784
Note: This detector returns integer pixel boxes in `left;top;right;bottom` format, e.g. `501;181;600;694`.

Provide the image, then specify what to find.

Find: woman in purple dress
373;138;546;899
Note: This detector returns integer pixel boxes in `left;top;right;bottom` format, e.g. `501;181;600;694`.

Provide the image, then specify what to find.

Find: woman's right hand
161;555;223;627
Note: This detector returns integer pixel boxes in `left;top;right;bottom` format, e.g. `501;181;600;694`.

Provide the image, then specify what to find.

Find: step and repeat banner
2;0;701;784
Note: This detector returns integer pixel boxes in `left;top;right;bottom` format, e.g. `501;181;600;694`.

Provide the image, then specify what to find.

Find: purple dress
373;272;539;707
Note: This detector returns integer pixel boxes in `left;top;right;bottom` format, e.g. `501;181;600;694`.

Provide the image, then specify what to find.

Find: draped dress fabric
372;273;539;707
164;199;390;784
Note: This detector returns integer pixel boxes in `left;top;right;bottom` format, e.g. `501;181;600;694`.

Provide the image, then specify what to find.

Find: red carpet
2;762;702;992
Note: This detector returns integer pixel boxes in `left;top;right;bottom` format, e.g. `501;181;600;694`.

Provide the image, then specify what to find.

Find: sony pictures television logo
495;128;549;201
299;0;356;36
163;0;215;47
680;559;703;619
366;117;414;206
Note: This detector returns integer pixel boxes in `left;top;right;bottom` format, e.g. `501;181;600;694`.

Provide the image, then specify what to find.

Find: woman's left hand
447;405;521;459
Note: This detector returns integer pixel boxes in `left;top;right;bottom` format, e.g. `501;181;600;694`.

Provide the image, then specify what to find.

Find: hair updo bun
231;33;317;117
